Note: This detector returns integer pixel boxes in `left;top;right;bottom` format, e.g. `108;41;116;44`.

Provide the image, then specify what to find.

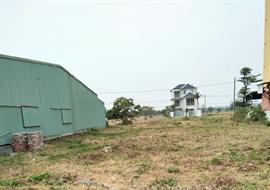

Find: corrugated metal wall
0;54;106;145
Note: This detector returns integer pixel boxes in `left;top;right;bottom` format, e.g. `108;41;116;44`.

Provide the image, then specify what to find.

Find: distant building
0;54;106;147
170;84;202;117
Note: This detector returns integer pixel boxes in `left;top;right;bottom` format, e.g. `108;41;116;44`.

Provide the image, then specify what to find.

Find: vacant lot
0;112;270;190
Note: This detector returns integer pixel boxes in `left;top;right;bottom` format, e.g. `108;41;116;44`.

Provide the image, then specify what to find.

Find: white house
170;84;202;117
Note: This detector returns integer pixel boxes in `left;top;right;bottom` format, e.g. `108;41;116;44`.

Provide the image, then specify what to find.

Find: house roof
171;83;196;91
171;84;185;91
182;92;195;98
182;84;196;89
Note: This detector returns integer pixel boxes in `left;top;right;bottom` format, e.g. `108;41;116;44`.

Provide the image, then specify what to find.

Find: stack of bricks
27;132;44;151
12;133;28;152
12;132;44;152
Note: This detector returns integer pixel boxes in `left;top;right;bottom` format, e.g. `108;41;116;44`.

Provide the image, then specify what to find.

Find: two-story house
170;83;202;117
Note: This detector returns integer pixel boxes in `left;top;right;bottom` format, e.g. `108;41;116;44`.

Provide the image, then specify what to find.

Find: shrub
249;107;266;122
234;108;249;121
181;116;190;121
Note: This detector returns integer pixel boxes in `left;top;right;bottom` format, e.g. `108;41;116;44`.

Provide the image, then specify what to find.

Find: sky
0;0;265;110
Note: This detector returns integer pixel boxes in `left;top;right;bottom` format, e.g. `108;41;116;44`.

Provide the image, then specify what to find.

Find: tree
106;97;141;125
236;67;261;108
207;106;214;113
217;108;222;113
161;104;176;117
155;110;163;116
185;108;189;116
141;106;155;119
193;92;202;108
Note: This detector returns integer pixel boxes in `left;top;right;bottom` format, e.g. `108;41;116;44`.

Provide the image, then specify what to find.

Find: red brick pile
12;132;44;152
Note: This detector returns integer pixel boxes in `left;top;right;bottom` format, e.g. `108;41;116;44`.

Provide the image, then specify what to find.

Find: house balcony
171;96;182;101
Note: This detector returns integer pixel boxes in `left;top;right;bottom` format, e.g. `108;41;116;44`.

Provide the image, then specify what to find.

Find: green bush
249;107;266;122
181;116;190;121
234;108;249;121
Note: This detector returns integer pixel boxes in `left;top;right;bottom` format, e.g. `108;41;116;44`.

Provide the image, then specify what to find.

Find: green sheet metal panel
21;107;41;128
0;106;22;146
62;109;72;124
70;78;105;131
0;54;106;145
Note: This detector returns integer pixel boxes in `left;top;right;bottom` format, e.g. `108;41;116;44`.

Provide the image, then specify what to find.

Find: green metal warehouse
0;54;106;147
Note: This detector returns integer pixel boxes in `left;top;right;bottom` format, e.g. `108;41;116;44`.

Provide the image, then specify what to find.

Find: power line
98;81;236;94
207;95;232;97
105;95;233;105
105;99;170;105
198;82;234;87
99;89;170;94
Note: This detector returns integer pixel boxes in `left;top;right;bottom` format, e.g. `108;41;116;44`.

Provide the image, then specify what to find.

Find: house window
175;100;180;107
183;90;186;94
174;91;180;97
186;98;194;106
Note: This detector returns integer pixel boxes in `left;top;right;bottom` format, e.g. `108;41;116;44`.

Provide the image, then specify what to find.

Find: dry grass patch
0;112;270;189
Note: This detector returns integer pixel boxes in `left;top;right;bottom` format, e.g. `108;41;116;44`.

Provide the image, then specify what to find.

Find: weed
138;160;151;175
173;121;182;126
87;129;127;138
0;158;14;167
211;158;221;164
85;128;101;136
146;146;153;151
28;172;51;183
68;143;90;152
215;172;222;176
151;177;177;187
181;117;190;121
38;152;50;156
0;178;25;187
49;153;69;161
168;167;180;173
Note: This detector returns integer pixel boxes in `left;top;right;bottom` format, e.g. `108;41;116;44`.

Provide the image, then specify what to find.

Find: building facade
0;54;106;147
171;84;202;117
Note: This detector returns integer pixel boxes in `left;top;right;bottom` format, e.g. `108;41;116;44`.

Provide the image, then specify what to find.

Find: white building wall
171;87;202;118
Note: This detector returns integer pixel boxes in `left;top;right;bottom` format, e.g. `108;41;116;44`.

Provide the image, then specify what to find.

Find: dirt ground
0;112;270;189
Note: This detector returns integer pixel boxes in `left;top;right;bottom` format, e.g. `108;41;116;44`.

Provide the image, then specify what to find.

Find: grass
0;112;270;189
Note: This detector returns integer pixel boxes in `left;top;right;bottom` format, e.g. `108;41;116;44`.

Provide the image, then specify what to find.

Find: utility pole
233;77;236;115
204;94;206;114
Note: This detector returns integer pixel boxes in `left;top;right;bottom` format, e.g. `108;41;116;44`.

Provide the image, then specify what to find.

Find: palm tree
193;92;202;108
185;108;189;117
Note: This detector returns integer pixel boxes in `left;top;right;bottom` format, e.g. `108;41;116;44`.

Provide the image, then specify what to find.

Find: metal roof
0;54;98;96
182;92;195;98
182;84;196;89
171;83;196;91
171;84;185;91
